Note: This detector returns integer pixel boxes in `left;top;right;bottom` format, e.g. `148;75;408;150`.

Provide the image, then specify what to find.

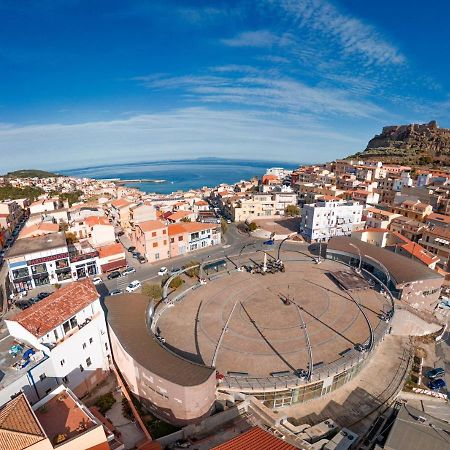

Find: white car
158;267;168;276
121;267;136;277
92;277;103;285
126;280;141;293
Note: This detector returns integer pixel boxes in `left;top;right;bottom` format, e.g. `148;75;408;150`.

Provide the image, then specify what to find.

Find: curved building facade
106;293;216;426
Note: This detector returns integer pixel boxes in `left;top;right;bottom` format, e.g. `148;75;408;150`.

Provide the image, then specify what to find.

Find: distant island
4;169;61;179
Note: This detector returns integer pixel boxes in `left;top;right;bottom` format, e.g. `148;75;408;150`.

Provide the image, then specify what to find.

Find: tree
169;276;184;289
185;260;200;278
285;205;300;216
65;232;78;244
248;222;258;232
221;217;228;235
142;283;163;300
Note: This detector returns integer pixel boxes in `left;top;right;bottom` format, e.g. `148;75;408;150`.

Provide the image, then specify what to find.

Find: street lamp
348;242;362;272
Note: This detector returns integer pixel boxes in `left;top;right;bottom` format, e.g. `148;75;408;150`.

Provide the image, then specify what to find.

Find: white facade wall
300;201;363;242
2;299;111;406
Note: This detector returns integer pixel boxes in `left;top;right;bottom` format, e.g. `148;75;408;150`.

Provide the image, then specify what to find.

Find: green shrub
95;392;116;414
169;276;184;289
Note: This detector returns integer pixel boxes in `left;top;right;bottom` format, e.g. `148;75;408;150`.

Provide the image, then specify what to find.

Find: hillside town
0;159;449;450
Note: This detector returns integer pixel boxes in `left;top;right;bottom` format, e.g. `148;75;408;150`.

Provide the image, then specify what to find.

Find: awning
101;259;127;273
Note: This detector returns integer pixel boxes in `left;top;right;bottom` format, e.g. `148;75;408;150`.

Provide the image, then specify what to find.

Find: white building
300;198;363;242
1;279;111;406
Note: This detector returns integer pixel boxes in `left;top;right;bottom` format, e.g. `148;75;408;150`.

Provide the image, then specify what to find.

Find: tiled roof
212;427;296;450
111;198;131;208
427;212;450;224
10;278;99;337
84;216;110;227
18;222;59;239
167;210;193;221
168;222;217;236
98;243;124;258
137;220;166;233
0;394;47;450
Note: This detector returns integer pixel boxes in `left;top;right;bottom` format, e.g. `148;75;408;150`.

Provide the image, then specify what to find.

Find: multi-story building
0;389;119;450
168;222;221;256
390;200;433;222
132;220;170;263
0;200;23;236
1;279;111;405
300;198;363;242
365;207;401;229
389;216;426;243
109;198;133;230
419;226;450;271
129;203;156;227
5;233;101;292
69;216;115;247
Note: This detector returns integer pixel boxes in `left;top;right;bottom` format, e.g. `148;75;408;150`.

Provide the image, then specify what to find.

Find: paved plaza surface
158;259;390;378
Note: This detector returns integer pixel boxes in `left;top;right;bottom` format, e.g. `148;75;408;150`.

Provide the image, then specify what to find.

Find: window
155;253;159;260
105;342;109;351
178;236;183;241
82;343;87;349
60;359;65;366
163;229;166;234
79;364;84;372
86;357;92;367
89;337;93;344
152;231;157;237
39;373;46;381
170;238;174;243
70;316;78;328
163;240;167;245
63;321;70;334
152;242;158;248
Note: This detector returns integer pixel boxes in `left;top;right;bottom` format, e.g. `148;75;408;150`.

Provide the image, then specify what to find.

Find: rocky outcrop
349;121;450;165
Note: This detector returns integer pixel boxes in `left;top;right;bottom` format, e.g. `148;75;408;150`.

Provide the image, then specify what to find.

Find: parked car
107;271;121;280
37;292;51;300
168;267;182;276
121;267;136;277
126;280;141;292
132;251;141;259
109;289;122;296
226;219;231;224
16;300;33;310
428;378;446;391
425;367;445;379
92;276;103;285
137;255;147;264
127;246;136;252
158;267;168;276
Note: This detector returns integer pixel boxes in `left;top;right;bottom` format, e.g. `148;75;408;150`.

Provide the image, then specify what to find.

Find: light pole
364;254;391;288
348;242;362;272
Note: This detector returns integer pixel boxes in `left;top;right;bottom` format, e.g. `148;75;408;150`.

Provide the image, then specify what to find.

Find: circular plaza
156;255;392;408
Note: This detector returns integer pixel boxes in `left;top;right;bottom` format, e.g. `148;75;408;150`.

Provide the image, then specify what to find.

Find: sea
61;158;300;194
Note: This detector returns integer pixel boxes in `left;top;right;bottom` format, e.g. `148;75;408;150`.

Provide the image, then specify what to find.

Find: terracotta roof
10;278;99;338
111;198;131;208
84;216;110;227
137;220;166;233
98;243;124;258
399;241;439;266
424;225;450;239
18;222;59;239
194;200;208;206
35;389;96;445
427;213;450;225
212;427;296;450
0;394;47;450
168;222;217;236
167;210;193;221
353;227;389;233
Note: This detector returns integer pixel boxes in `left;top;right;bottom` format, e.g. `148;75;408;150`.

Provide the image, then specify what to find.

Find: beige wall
109;327;216;426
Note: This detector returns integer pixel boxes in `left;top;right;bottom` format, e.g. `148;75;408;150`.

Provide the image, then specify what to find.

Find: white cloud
221;30;294;48
0;108;365;172
270;0;405;66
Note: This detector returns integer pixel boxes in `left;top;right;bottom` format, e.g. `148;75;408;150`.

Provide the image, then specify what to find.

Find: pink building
168;222;221;257
106;293;216;426
132;220;170;263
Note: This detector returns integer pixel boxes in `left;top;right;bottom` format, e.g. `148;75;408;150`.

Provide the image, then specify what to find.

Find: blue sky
0;0;449;171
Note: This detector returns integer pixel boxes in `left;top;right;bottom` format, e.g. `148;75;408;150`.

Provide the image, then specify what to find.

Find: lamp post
348;242;362;272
